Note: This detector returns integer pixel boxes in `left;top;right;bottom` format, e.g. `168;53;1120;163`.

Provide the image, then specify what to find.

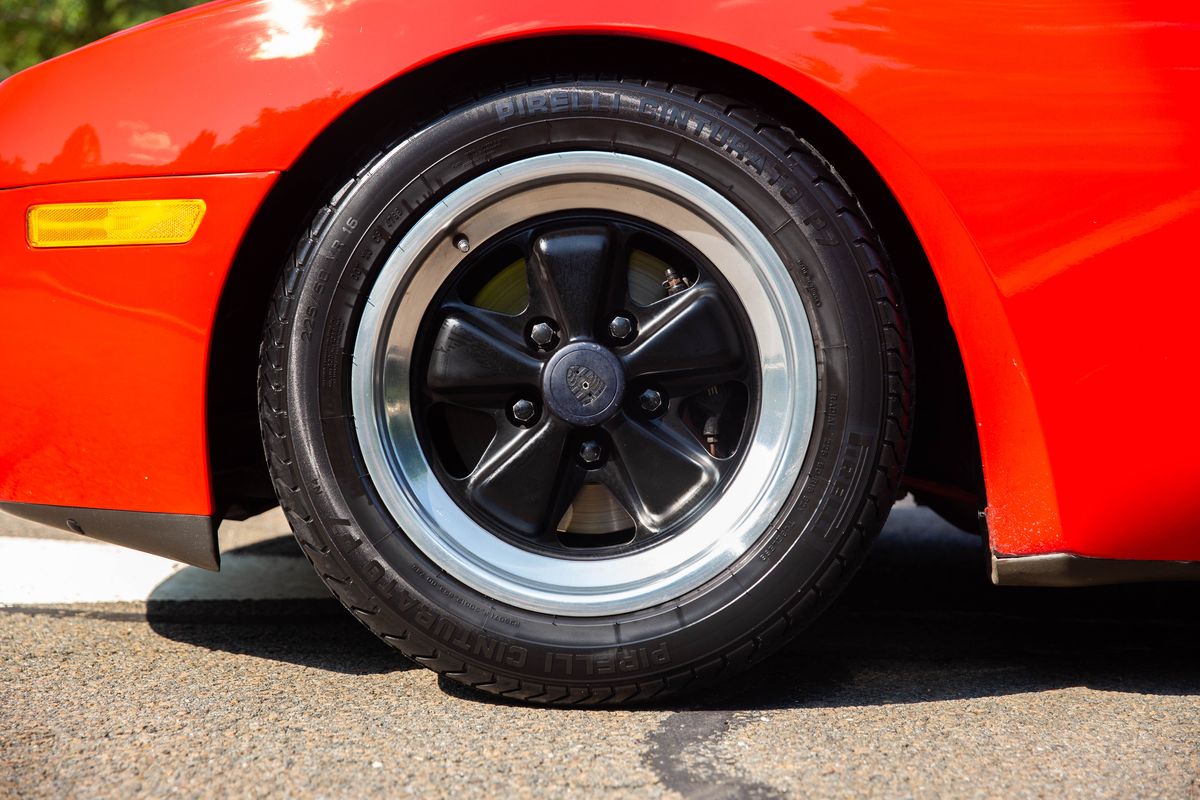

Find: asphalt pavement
2;501;1198;799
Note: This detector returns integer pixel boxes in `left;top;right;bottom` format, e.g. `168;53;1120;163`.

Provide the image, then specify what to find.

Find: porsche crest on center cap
565;364;606;406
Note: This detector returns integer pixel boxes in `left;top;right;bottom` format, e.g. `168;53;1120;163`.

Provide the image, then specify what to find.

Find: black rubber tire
259;78;913;705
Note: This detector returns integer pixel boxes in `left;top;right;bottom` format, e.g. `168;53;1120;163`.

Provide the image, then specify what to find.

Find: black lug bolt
639;389;664;413
511;399;536;423
608;315;634;341
579;441;602;464
529;322;556;349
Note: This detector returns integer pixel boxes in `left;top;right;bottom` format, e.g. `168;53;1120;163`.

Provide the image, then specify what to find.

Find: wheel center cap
542;342;625;426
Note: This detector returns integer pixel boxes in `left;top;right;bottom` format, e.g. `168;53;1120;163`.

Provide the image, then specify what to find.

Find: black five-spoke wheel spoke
420;217;755;552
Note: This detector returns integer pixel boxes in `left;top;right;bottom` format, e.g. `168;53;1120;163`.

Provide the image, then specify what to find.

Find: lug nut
529;321;557;349
511;399;536;423
608;315;634;341
579;441;602;464
639;389;664;413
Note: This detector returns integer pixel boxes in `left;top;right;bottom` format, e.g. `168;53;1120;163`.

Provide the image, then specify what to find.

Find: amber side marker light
27;199;206;248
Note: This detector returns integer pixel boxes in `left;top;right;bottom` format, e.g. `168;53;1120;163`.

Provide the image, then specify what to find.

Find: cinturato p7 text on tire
259;78;912;705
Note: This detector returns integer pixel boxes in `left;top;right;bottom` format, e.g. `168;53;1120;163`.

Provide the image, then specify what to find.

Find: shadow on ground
735;516;1200;711
146;507;1200;701
146;533;408;676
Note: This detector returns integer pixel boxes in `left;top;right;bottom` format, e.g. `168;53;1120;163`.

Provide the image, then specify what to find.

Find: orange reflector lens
27;199;206;248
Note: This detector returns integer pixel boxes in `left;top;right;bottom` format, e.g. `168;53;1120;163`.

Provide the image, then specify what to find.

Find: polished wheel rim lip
352;152;817;616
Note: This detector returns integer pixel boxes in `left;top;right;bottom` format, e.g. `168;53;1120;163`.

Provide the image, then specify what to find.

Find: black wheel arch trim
0;501;219;571
992;552;1200;587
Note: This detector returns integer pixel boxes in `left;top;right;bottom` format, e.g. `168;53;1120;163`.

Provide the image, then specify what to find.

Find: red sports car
2;0;1197;704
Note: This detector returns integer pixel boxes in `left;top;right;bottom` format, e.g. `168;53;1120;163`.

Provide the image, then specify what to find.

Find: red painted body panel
0;0;1197;559
0;172;278;514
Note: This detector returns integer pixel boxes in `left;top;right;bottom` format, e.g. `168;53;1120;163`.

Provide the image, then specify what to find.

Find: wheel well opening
207;34;984;530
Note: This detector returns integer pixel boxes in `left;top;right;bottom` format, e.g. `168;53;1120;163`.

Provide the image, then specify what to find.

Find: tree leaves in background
0;0;205;79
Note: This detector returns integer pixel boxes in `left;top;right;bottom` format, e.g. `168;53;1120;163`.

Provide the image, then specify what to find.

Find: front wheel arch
206;34;982;531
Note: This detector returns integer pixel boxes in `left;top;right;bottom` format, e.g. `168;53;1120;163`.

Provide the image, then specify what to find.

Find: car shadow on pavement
146;535;412;676
696;510;1200;712
146;597;410;676
145;508;1200;701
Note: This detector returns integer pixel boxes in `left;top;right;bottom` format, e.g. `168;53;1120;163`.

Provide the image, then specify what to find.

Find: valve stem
703;415;720;458
662;267;690;296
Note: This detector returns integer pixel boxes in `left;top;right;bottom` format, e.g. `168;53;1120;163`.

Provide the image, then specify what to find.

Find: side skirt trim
992;552;1200;587
0;502;219;571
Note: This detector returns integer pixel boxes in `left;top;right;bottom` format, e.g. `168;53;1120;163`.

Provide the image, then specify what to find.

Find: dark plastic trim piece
992;552;1200;587
0;502;219;570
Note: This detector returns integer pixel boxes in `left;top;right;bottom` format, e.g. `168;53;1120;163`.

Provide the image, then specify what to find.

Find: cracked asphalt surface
3;503;1199;798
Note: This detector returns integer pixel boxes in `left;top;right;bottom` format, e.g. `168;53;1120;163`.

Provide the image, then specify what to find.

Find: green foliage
0;0;205;79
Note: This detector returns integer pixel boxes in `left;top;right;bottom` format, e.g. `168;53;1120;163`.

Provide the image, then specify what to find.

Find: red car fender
1;0;1197;561
0;172;277;518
